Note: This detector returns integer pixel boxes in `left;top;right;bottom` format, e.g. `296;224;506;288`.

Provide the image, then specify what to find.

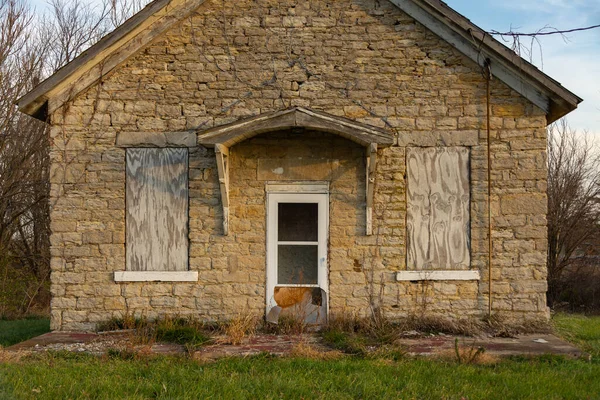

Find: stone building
18;0;581;331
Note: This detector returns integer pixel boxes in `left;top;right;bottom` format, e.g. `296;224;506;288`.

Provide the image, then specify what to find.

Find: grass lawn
553;313;600;357
0;318;50;348
0;314;598;399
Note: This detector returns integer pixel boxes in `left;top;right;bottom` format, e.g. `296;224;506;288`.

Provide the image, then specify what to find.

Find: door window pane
278;203;318;241
277;245;318;284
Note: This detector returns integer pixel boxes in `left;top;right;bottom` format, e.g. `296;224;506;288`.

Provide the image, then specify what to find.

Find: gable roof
17;0;207;119
390;0;582;122
18;0;582;124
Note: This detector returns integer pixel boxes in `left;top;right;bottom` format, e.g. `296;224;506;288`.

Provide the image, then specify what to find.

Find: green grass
0;314;599;399
1;352;599;399
0;318;50;347
552;313;600;357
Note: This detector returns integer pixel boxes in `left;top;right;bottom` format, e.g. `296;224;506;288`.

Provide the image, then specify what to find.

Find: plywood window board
117;148;191;281
406;147;471;272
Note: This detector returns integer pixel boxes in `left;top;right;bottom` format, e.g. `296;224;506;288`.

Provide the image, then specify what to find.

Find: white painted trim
396;270;480;281
265;182;329;194
114;271;198;282
266;192;329;317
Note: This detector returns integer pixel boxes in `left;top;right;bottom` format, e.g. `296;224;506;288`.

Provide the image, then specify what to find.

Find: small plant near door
263;314;311;335
219;313;259;345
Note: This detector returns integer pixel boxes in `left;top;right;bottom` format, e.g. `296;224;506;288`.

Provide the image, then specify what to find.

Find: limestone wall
48;0;548;330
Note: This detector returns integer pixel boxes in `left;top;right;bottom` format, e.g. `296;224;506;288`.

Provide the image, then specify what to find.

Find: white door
266;193;328;325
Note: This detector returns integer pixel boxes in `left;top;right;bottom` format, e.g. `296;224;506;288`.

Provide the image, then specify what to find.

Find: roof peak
17;0;581;124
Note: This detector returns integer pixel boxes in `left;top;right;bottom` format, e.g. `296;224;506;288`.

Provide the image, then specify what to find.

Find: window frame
114;147;196;283
399;146;479;282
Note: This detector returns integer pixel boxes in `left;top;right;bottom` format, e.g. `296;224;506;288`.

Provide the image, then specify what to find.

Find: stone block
500;194;547;215
150;296;179;307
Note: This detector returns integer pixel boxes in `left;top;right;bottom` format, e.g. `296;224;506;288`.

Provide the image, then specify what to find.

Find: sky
446;0;600;143
30;0;599;141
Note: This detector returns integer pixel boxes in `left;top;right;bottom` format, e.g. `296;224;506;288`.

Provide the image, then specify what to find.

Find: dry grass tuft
263;315;312;335
220;314;258;345
484;314;552;337
290;341;344;360
436;339;499;365
0;346;31;363
400;314;485;336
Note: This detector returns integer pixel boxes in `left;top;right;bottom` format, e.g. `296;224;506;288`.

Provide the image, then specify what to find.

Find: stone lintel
396;270;480;281
397;131;480;147
116;131;197;148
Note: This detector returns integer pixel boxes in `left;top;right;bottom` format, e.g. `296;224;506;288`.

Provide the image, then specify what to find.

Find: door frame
265;183;329;318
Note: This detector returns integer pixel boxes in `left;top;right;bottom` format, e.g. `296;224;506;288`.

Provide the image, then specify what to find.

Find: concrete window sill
396;270;480;281
113;271;198;282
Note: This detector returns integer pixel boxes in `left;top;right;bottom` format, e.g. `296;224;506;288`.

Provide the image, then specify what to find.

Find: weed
0;346;31;363
321;330;367;355
220;313;258;345
366;345;406;361
484;313;551;337
321;313;406;358
97;315;211;349
289;341;344;360
400;314;484;336
453;338;485;364
263;315;310;335
106;348;137;361
156;326;210;347
96;314;148;332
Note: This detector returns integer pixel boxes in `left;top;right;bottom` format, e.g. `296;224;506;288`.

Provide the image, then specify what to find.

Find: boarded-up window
126;148;189;272
406;147;470;270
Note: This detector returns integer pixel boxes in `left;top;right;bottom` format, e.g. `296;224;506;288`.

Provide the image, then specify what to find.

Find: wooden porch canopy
197;107;394;236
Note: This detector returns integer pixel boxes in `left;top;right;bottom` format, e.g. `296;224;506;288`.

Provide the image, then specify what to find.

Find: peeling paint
274;287;312;308
271;167;284;174
268;287;327;325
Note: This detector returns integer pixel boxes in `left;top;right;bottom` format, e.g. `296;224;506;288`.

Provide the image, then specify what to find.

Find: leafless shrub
0;0;50;317
552;243;600;313
0;0;151;317
547;120;600;307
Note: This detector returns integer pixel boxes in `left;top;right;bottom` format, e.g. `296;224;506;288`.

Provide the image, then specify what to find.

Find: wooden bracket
366;143;377;235
215;143;230;235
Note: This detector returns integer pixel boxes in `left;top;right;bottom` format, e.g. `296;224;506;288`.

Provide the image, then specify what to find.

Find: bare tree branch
547;120;600;306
